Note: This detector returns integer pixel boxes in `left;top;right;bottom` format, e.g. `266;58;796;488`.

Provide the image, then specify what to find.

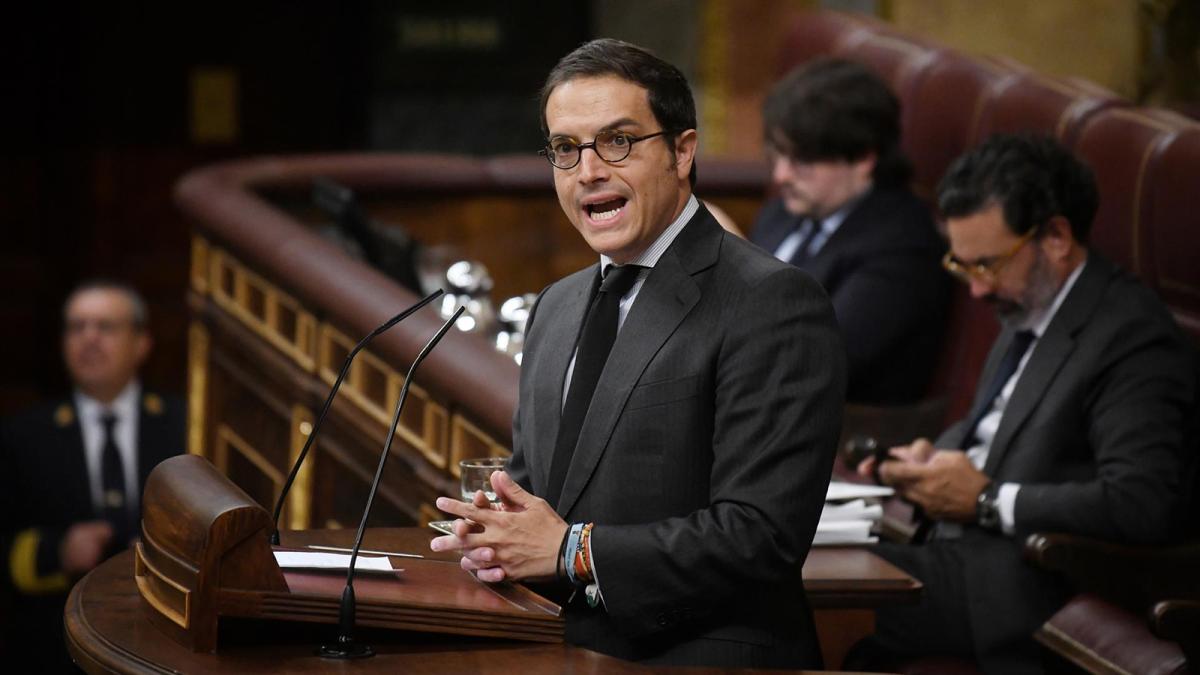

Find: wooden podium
133;455;562;653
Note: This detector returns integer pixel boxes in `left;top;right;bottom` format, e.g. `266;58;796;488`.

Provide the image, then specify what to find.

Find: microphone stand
269;289;443;546
317;305;465;659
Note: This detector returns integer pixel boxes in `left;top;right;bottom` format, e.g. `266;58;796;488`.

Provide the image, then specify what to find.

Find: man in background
856;135;1198;672
1;280;185;671
752;58;948;405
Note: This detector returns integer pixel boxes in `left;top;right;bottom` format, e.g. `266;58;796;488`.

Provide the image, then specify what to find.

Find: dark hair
937;134;1099;242
539;38;698;187
64;279;149;330
762;57;911;186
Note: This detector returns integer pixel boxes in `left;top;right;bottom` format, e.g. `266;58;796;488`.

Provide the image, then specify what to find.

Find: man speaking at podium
433;39;845;668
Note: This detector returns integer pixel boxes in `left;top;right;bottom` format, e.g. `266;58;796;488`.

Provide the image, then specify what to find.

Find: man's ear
134;332;153;367
1039;215;1076;261
673;129;698;181
853;152;877;183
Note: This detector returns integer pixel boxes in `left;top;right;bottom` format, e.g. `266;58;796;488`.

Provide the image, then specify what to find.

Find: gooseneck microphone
269;289;444;545
318;305;465;659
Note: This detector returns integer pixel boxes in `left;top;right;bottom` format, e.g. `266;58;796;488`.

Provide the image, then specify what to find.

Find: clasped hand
429;470;567;583
856;438;990;522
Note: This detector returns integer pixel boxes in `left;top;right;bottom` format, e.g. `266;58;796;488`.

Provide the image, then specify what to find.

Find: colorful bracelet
563;523;584;586
573;522;594;584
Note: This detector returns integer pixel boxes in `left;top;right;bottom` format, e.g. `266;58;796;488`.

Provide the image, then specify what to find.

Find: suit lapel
54;401;96;519
554;208;719;517
984;257;1111;476
531;268;597;493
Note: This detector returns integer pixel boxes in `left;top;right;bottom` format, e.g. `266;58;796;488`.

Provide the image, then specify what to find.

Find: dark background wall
0;1;588;414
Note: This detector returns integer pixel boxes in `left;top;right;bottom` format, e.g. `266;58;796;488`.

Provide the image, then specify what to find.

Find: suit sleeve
507;286;550;495
830;248;945;391
1012;317;1198;544
589;266;846;635
0;419;70;595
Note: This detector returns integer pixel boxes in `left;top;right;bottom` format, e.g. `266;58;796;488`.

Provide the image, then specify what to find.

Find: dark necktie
99;413;130;544
958;330;1037;448
545;264;644;508
790;218;823;264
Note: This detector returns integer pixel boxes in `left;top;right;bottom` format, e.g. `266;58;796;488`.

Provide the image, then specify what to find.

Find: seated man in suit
0;281;185;671
432;39;845;668
751;58;948;404
854;135;1199;673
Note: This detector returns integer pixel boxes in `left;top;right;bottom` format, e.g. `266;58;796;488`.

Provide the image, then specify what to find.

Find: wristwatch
976;481;1001;531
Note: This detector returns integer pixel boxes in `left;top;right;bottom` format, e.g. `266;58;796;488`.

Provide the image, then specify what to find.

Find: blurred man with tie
0;281;184;671
854;135;1199;672
432;39;844;668
751;58;948;404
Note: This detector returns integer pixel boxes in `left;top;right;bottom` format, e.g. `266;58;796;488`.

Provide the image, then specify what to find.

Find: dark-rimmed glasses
942;227;1038;285
539;129;679;170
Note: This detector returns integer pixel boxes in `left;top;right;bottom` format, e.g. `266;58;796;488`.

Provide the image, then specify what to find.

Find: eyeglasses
539;129;679;170
941;227;1038;285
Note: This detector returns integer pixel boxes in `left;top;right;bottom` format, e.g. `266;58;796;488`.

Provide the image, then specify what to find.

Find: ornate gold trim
698;0;729;155
187;322;210;458
215;424;284;486
288;405;316;531
190;236;209;295
449;414;510;479
207;247;317;372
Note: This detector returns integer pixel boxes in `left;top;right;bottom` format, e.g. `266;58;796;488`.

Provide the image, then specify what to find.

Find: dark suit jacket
750;188;948;404
0;390;185;670
508;204;846;668
883;254;1199;672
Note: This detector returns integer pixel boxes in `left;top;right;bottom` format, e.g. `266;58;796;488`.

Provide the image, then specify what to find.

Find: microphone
318;305;465;659
269;289;443;545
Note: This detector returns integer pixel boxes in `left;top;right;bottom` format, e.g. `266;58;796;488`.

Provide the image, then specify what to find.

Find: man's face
62;288;150;400
768;144;874;219
945;204;1060;328
544;75;695;264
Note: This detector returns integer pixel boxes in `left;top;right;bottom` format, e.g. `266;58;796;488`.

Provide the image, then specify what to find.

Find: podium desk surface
65;528;918;674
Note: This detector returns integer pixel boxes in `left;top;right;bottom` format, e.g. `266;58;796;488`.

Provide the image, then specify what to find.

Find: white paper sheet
820;499;884;522
826;481;894;501
273;551;396;572
813;519;877;546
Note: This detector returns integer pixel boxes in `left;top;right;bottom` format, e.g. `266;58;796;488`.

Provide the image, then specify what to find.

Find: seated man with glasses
851;135;1199;672
432;38;844;668
0;280;185;672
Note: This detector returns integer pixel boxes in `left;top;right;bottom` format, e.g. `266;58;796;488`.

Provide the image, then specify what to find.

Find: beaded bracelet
573;522;594;584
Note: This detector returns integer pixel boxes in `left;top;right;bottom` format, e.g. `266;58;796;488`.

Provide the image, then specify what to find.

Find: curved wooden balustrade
175;153;767;529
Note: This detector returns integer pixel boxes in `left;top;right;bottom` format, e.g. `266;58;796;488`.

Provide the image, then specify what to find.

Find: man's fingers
464;546;495;564
436;496;497;524
491;471;530;508
475;566;507;583
856;456;876;478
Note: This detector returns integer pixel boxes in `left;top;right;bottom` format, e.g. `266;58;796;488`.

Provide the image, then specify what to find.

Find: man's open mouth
586;197;627;222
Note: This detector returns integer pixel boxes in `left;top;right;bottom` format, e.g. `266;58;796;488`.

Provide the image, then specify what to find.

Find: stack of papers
273;551;398;573
814;481;895;546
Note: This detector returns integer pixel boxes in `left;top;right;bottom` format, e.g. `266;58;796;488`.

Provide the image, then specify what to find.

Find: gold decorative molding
698;0;730;155
207;247;317;372
288;405;316;531
317;324;450;469
190;236;209;295
214;424;284;487
449;413;510;479
187;322;209;458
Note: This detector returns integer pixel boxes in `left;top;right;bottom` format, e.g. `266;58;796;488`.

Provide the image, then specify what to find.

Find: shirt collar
1025;254;1087;336
74;380;141;423
599;194;699;272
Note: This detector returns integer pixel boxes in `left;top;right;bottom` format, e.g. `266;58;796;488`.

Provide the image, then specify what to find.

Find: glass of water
459;457;508;503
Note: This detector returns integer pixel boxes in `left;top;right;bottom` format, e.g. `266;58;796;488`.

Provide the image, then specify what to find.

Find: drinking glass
459;457;508;503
